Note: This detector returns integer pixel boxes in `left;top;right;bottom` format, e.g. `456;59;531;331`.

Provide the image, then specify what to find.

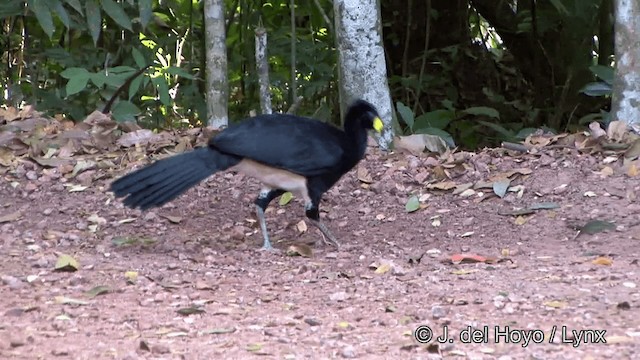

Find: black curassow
110;99;384;249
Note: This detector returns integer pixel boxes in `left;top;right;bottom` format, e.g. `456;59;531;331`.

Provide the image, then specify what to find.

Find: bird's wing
209;115;345;176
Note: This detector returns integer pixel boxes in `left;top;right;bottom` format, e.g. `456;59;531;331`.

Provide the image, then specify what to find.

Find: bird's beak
373;117;384;133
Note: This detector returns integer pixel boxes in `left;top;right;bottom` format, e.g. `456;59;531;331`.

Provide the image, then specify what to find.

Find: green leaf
528;202;560;210
166;66;195;80
66;76;89;96
279;192;293;206
85;285;110;298
132;47;147;68
549;0;570;15
414;109;454;130
101;0;132;31
85;0;101;46
152;76;171;106
580;82;612;97
0;0;25;19
128;74;144;100
580;220;615;235
177;307;205;316
51;0;70;28
90;72;107;87
492;178;511;198
111;101;141;122
413;127;455;148
405;195;420;213
29;0;54;38
63;0;83;14
60;67;89;79
396;101;414;129
138;0;152;28
589;65;614;85
477;120;515;139
463;106;500;119
55;254;79;272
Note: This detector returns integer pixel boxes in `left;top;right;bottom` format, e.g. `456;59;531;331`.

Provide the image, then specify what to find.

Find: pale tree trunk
334;0;394;148
255;26;272;114
612;0;640;132
203;0;228;128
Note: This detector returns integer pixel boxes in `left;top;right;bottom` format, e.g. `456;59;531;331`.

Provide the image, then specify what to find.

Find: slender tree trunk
334;0;394;148
203;0;228;128
255;26;272;114
612;0;640;130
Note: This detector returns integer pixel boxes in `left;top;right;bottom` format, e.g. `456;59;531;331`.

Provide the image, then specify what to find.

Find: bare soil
1;140;639;360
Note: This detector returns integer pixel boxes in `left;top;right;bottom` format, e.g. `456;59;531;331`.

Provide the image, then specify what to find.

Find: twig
412;0;431;114
286;96;304;114
312;0;333;33
501;142;530;153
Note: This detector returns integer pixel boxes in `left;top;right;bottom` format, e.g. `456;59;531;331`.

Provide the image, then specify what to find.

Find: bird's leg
254;188;285;250
305;202;340;247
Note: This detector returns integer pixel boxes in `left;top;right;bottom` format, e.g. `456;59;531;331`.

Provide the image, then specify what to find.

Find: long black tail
111;147;240;210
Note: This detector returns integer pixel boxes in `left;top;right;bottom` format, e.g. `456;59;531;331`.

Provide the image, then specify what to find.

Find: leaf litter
0;107;639;358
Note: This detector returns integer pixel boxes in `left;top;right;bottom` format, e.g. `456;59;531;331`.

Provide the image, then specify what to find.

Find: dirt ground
1;127;640;359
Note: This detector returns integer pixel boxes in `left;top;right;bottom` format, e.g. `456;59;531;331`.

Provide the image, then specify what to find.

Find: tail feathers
111;147;238;210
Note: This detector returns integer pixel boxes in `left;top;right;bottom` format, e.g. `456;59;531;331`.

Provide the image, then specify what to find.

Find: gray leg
305;202;340;247
254;188;285;250
255;204;274;250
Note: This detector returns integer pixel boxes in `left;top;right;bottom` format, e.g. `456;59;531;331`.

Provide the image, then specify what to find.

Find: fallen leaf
514;215;528;225
428;181;457;191
543;300;567;309
201;327;237;335
87;213;107;225
161;214;182;224
295;220;307;233
589;121;606;139
55;296;89;306
125;271;138;284
0;210;21;223
580;220;615;235
55;254;79;272
356;165;373;183
493;178;511;198
606;120;628;142
449;253;488;264
405;196;420;213
279;192;293;206
451;269;478;275
374;263;392;274
116;129;156;147
85;285;110;298
592;256;613;266
286;244;313;257
176;307;205;315
246;343;263;352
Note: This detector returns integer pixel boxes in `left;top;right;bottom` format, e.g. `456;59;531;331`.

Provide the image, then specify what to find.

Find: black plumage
111;99;384;249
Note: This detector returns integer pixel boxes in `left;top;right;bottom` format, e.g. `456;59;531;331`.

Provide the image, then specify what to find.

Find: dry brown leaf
286;244;313;257
117;129;156;147
0;210;21;223
589;121;607;139
161;214;182;224
427;181;457;191
295;220;308;233
606;120;628;142
591;256;613;266
356;165;373;183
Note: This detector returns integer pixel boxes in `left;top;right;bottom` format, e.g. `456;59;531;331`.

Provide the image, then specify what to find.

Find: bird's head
346;99;384;134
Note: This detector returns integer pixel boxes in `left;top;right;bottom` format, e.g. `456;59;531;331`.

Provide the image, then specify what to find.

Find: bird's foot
310;219;340;247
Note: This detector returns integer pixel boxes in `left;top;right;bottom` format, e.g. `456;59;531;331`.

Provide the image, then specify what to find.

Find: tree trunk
612;0;640;130
334;0;394;148
203;0;228;128
255;26;272;114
